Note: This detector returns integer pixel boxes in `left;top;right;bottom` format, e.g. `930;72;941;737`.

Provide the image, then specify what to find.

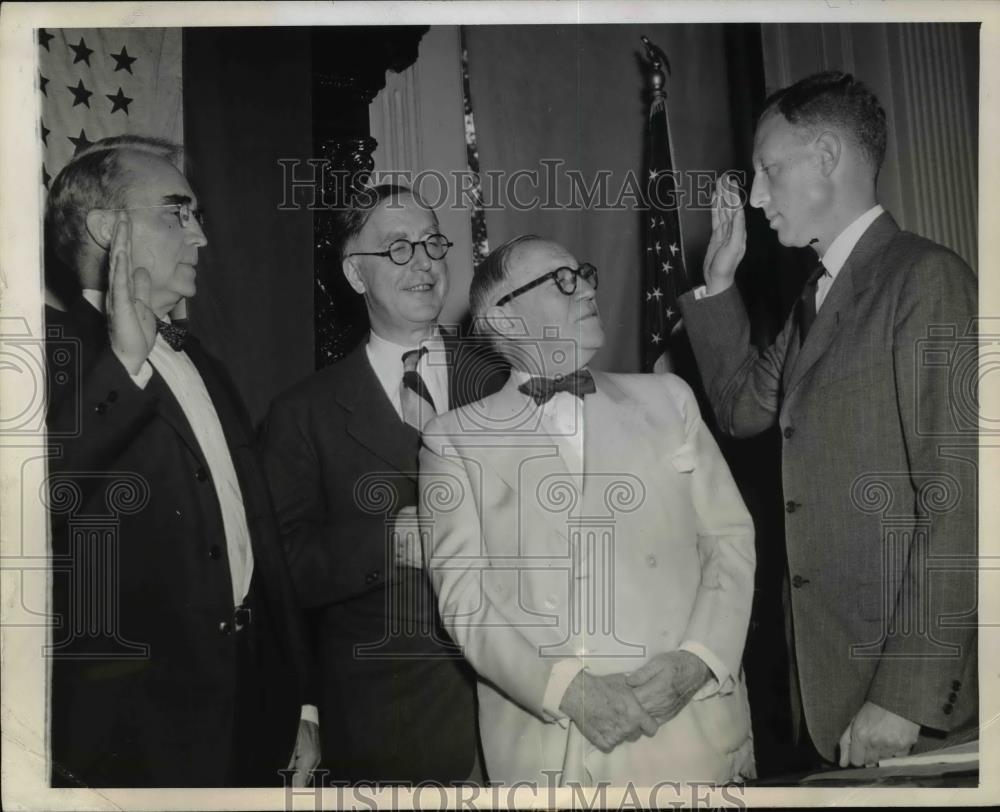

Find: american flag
37;28;183;187
640;57;690;372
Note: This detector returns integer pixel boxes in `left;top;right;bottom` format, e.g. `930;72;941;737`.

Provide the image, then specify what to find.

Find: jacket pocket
689;682;751;755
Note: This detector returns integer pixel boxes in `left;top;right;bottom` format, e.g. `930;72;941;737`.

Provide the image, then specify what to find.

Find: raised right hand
558;670;659;753
702;173;747;296
106;213;157;375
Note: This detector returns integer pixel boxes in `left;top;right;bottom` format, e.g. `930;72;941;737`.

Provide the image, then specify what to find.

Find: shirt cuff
129;360;153;389
541;658;587;727
300;704;319;726
678;640;733;700
693;285;708;300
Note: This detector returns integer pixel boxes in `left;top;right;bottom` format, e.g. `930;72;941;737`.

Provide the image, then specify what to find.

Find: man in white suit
418;235;756;786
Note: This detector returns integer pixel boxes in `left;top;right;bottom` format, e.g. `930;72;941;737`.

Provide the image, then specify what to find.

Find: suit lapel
470;378;575;541
785;212;897;398
67;298;211;467
339;343;421;479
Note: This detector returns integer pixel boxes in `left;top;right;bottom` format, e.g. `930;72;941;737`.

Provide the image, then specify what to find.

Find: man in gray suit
678;71;977;770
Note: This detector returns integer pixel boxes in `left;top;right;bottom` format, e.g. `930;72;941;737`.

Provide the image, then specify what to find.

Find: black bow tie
518;369;596;405
156;318;189;351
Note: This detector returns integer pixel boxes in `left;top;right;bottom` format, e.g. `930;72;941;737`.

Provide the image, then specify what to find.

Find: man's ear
481;305;518;339
814;130;842;177
84;209;116;250
342;256;366;295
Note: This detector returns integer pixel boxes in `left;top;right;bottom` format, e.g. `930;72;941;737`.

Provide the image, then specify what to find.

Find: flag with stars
37;28;182;189
640;77;690;372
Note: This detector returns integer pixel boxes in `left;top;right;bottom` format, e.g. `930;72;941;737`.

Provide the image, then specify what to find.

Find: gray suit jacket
678;211;978;762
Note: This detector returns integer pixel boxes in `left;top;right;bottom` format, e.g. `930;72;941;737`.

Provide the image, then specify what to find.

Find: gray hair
45;135;182;268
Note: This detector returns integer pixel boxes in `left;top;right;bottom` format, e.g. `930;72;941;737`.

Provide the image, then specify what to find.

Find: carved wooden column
311;26;428;367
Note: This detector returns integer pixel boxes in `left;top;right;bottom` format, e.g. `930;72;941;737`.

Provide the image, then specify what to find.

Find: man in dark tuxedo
678;71;978;770
260;184;508;783
45;135;320;787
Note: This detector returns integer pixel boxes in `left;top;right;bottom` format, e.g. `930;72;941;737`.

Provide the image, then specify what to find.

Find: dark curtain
182;27;314;425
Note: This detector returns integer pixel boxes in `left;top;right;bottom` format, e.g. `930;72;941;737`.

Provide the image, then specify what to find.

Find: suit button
783;426;794;439
646;555;658;568
219;621;232;634
948;692;957;703
106;390;118;403
785;500;800;513
195;467;208;482
94;401;107;414
791;575;810;588
943;703;953;715
365;571;380;585
209;545;222;560
952;680;962;691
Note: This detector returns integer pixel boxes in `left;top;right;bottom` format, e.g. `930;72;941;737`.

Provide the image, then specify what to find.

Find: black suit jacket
46;298;312;787
260;331;508;782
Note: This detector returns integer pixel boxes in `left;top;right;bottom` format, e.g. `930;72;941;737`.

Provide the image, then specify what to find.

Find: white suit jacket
418;370;756;785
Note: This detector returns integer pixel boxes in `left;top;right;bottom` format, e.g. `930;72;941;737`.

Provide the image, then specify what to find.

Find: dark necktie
796;263;828;346
401;347;437;431
518;369;597;405
156;318;189;351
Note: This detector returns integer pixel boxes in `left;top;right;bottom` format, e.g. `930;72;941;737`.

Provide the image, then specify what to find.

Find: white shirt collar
367;325;443;364
820;204;885;279
81;288;105;313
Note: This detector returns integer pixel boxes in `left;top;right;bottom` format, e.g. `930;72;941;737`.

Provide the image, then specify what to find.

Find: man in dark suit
678;71;977;770
260;185;507;783
45;135;319;787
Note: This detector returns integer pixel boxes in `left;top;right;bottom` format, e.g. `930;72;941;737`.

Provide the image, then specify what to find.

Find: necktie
400;347;437;431
518;369;597;405
156;318;189;351
796;263;827;346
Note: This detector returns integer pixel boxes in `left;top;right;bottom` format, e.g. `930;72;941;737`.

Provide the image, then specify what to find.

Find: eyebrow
380;227;440;243
161;193;194;206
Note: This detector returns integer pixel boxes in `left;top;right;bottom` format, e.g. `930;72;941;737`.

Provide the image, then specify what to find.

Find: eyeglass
108;202;206;229
495;263;599;306
346;234;454;266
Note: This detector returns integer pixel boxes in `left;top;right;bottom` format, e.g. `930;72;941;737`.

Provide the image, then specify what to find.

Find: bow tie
518;369;596;405
156;318;189;351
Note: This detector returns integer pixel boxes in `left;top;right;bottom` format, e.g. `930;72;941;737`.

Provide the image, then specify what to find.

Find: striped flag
37;27;183;187
640;48;690;372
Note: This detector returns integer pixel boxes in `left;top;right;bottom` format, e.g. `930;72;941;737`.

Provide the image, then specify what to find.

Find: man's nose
749;173;767;210
575;277;597;299
187;219;208;248
410;243;433;271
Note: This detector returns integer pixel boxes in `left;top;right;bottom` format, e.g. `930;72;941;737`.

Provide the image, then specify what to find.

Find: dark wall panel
183;27;314;424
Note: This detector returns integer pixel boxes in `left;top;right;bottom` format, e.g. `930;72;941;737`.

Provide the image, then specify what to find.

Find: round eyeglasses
495;263;599;306
346;234;454;266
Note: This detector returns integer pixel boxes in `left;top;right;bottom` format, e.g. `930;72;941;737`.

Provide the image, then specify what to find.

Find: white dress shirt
366;327;450;418
814;204;884;310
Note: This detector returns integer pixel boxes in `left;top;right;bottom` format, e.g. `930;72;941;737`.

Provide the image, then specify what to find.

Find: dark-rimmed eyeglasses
495;263;598;306
108;202;206;229
346;234;454;266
